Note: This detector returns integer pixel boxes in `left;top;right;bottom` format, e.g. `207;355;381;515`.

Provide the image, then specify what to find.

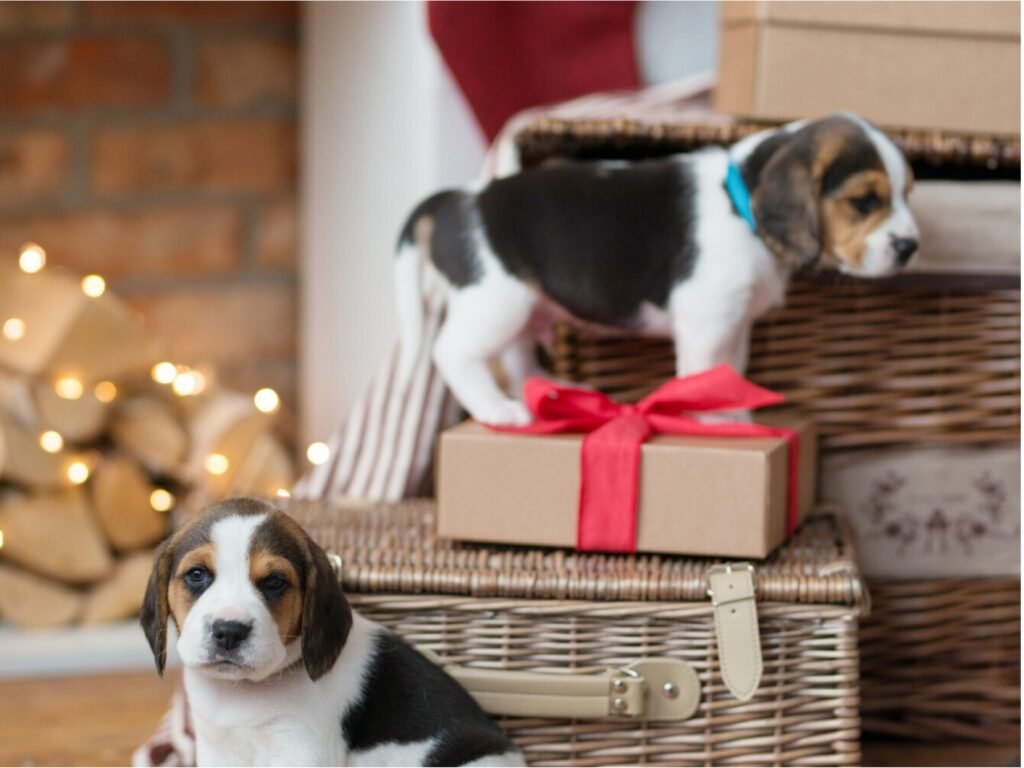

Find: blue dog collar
725;161;756;232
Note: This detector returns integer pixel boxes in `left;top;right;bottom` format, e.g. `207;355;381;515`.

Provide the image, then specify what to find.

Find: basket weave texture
551;282;1020;450
860;577;1021;744
289;500;865;767
516;117;1021;173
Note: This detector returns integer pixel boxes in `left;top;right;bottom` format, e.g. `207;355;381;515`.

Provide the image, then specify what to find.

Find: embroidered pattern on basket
862;470;1018;556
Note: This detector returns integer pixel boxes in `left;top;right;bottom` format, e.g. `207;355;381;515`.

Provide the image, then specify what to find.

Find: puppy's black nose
212;619;252;651
892;237;918;265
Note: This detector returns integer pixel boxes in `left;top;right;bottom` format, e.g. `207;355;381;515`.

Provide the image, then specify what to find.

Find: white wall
637;1;718;84
300;1;485;445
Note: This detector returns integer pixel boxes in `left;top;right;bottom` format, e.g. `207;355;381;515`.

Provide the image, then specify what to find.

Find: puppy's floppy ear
300;532;352;681
140;538;174;676
751;134;822;270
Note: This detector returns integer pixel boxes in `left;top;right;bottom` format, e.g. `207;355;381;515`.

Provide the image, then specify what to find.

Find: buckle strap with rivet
419;652;700;721
707;562;763;701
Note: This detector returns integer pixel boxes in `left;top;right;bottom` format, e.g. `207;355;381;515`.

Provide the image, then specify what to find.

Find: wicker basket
860;578;1021;744
288;499;867;767
516;116;1021;744
550;282;1020;451
516;117;1021;177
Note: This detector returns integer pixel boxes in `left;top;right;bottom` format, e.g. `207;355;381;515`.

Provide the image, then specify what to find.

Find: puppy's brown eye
184;566;212;592
850;192;881;215
259;573;287;597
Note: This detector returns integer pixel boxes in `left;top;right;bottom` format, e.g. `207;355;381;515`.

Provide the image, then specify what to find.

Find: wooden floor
0;670;181;767
0;671;1017;767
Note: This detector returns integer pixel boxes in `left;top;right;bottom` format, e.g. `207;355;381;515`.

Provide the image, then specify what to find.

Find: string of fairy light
0;242;335;553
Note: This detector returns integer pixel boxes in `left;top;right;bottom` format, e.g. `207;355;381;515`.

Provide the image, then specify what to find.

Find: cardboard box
437;413;816;559
716;1;1020;135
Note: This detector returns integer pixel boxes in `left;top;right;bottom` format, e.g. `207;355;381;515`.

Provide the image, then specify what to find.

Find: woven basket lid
286;499;865;608
516;117;1021;176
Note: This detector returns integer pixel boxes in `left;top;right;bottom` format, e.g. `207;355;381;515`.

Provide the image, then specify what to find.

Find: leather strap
707;563;762;701
422;651;700;721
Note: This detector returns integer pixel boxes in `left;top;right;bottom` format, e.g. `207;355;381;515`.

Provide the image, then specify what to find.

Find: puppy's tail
394;191;452;383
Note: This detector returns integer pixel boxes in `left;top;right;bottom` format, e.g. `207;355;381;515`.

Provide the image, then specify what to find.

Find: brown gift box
715;1;1020;135
437;412;817;559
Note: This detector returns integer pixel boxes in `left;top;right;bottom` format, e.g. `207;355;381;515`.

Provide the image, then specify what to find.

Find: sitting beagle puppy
395;113;919;425
141;498;522;767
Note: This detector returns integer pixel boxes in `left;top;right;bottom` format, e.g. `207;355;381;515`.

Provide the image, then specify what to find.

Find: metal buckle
327;553;343;577
705;562;755;607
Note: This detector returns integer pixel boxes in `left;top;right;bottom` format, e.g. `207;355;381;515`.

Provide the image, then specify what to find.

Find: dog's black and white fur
395;113;919;425
141;498;522;767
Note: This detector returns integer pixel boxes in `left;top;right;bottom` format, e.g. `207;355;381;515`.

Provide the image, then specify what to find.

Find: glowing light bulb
81;274;106;298
205;453;230;476
151;362;177;384
172;370;205;396
275;488;291;498
54;376;83;400
2;318;25;341
39;430;64;453
150;489;175;512
254;388;280;414
67;460;90;485
94;381;117;403
18;242;45;273
306;441;330;465
0;529;4;550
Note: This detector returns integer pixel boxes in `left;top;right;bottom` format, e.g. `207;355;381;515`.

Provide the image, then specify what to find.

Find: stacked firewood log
0;250;294;629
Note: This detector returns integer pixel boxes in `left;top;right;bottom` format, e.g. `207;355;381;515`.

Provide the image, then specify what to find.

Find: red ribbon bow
488;365;800;553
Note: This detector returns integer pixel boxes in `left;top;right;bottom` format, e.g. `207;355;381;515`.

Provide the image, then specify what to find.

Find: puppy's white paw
695;408;753;425
474;399;533;427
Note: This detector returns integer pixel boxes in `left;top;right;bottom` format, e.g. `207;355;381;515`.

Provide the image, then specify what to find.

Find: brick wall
0;1;299;426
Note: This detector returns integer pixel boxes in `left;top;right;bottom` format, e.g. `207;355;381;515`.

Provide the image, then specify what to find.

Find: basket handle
423;651;700;721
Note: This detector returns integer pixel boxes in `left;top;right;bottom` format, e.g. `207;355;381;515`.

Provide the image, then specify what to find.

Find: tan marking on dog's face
821;169;893;269
249;549;302;645
168;542;215;630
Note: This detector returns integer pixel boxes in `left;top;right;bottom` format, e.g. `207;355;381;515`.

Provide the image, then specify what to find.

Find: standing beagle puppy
141;498;522;767
395;113;919;425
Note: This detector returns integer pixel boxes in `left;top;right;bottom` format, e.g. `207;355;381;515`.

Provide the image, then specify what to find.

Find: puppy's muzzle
212;619;252;652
